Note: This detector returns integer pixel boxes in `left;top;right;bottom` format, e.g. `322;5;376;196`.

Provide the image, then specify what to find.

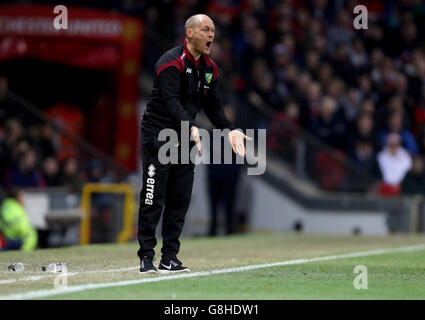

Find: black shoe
140;256;157;274
158;256;190;274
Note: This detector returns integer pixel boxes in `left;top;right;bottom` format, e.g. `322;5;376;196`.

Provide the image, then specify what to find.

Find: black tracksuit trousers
137;131;195;260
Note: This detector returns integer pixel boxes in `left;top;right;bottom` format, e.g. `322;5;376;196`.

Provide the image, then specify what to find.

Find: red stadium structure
0;4;143;170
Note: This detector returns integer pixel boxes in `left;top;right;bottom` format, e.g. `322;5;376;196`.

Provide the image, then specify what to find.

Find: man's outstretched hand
190;126;202;155
228;129;252;157
191;127;252;157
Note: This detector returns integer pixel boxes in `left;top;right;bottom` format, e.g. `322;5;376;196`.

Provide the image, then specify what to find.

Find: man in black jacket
138;14;251;274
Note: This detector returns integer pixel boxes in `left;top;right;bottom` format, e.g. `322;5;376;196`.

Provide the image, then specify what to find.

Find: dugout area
0;4;143;170
1;59;117;156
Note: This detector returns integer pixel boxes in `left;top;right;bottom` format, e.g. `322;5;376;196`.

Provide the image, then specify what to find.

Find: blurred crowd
0;74;115;193
2;0;425;198
0;73;120;247
138;0;425;195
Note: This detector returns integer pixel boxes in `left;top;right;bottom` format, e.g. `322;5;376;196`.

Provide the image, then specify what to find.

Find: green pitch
1;233;425;299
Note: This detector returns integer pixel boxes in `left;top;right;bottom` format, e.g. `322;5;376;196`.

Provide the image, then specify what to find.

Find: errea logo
147;164;156;177
145;164;156;205
186;68;192;74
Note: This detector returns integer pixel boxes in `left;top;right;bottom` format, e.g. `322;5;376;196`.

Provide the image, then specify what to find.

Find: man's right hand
190;126;202;155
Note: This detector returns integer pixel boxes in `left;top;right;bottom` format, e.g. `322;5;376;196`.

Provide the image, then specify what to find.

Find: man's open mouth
206;41;212;48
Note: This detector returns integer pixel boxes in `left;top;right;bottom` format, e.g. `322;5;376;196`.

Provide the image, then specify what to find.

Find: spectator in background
348;37;369;72
275;63;298;100
359;99;376;119
341;86;362;123
242;28;269;78
318;62;333;88
0;119;24;187
401;156;425;195
268;101;300;161
11;138;31;163
42;157;61;187
0;188;37;251
346;138;380;192
310;34;327;60
4;148;44;189
304;49;321;79
233;14;258;74
347;114;376;150
363;23;384;52
61;157;82;193
326;78;346;107
357;74;377;102
208;106;241;236
293;72;312;103
413;84;425;135
326;9;354;54
377;133;412;195
3;119;24;150
394;73;409;102
379;111;418;155
350;138;379;176
247;71;283;112
397;20;419;57
330;43;352;82
245;59;282;128
309;96;347;149
292;8;311;46
376;95;403;129
299;80;321;126
417;123;425;156
37;123;57;160
86;160;113;243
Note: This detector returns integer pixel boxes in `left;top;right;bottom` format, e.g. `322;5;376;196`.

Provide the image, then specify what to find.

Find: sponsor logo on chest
205;73;213;84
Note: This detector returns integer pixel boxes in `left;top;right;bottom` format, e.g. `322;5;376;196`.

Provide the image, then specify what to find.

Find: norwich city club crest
205;73;213;84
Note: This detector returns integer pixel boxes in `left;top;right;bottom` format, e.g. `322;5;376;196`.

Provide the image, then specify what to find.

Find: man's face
388;138;400;154
413;158;424;174
188;17;215;56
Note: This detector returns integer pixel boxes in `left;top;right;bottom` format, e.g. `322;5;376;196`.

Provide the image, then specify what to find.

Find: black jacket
141;41;235;137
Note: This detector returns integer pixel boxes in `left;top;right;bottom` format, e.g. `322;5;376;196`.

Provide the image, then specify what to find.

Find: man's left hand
228;130;252;157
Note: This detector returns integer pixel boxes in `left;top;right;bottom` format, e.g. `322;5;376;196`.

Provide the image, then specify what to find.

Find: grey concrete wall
184;164;389;236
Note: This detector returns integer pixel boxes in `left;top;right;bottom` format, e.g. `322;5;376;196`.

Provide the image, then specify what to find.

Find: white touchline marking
0;280;16;284
1;243;425;300
83;266;140;274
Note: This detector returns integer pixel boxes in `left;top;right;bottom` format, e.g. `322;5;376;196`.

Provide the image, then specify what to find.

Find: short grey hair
184;14;204;30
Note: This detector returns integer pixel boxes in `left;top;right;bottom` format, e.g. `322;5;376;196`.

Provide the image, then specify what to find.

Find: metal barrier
80;183;136;245
19;187;81;247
